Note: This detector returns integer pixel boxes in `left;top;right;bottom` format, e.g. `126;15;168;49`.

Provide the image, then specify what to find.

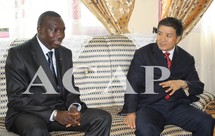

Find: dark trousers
135;99;214;136
11;108;112;136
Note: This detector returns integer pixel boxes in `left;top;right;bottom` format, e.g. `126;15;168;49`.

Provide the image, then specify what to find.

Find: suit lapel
152;43;167;68
30;36;59;89
55;48;63;88
170;46;180;74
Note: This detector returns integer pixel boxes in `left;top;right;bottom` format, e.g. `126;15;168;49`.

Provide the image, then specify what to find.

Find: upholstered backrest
0;45;8;117
73;35;137;107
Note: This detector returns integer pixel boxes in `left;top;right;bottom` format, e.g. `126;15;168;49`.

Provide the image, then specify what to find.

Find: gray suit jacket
5;35;86;130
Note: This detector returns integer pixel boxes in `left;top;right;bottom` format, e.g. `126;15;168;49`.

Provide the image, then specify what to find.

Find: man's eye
48;29;55;32
49;28;58;32
49;29;64;33
157;32;162;36
60;29;65;33
166;34;172;38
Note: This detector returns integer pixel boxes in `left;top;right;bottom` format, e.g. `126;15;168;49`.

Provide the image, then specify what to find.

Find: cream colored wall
128;0;159;34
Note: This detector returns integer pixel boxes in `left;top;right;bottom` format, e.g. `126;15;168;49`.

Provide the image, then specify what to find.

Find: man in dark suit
5;11;111;136
122;17;214;136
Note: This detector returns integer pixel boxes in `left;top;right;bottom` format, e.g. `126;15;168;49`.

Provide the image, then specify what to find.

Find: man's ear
37;26;41;33
176;36;181;44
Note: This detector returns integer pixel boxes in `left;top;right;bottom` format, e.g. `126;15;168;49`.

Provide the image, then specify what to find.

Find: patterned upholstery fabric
0;43;10;118
73;35;137;107
0;35;214;136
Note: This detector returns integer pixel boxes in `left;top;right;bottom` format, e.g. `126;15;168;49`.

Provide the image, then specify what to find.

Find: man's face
37;16;65;50
156;25;181;51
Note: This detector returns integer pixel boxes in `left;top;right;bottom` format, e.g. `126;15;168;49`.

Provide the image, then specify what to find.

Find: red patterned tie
164;52;171;100
164;52;172;69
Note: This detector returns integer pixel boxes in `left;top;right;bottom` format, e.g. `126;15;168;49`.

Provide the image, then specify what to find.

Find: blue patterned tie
46;51;59;89
46;51;56;77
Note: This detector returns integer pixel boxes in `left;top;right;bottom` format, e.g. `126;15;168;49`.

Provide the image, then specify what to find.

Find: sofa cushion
1;91;214;136
0;106;191;136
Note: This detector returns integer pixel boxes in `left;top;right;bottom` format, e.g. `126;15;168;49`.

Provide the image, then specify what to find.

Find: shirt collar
36;35;55;56
162;47;175;60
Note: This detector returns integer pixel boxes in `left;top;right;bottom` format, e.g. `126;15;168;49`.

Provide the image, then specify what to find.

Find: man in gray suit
5;11;111;136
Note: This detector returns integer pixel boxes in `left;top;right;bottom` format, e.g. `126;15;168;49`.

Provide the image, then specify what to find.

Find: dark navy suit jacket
120;42;204;114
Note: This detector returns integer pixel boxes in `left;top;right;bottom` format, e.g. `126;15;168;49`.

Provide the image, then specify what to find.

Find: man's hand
159;80;188;96
55;107;81;127
124;113;136;129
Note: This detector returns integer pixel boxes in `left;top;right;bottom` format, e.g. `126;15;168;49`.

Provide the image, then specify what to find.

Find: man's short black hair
37;11;61;27
157;17;183;37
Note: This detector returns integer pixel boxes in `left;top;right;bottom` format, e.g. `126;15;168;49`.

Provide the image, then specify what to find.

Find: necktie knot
46;51;53;59
164;52;170;58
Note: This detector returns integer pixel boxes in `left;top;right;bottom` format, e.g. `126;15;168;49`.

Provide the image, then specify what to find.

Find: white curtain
6;0;109;39
179;1;215;95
